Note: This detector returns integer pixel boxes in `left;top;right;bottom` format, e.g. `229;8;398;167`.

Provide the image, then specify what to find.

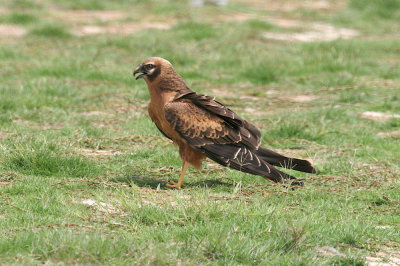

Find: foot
166;180;182;189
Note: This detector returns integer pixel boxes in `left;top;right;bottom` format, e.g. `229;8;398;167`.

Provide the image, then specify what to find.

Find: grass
31;24;72;38
0;12;38;24
1;0;400;264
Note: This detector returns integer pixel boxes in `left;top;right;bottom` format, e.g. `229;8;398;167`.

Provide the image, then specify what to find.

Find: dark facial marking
147;65;161;82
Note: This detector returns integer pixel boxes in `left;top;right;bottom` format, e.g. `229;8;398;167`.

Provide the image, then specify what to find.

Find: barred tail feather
202;144;304;186
256;147;316;174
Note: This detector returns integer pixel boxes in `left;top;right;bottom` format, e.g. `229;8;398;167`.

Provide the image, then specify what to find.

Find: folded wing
164;92;304;184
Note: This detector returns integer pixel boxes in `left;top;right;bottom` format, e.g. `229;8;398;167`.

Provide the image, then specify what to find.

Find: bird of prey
133;57;316;189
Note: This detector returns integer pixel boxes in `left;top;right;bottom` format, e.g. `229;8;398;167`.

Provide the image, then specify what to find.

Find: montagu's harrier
133;57;316;189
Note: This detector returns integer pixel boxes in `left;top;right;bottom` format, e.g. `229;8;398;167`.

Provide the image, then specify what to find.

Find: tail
256;147;316;174
201;144;305;186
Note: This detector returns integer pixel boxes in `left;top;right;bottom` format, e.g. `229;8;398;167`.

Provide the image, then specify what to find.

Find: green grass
0;12;38;24
349;0;400;19
1;0;400;264
30;24;72;38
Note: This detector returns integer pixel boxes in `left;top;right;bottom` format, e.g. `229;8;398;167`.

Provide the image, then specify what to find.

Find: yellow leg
166;161;189;189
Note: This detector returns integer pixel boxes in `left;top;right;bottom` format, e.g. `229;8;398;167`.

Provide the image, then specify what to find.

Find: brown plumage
133;57;316;189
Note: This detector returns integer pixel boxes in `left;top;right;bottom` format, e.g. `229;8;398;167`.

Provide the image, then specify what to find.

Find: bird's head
133;57;172;82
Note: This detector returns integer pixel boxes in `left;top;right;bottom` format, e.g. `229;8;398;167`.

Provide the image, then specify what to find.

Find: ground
0;0;400;265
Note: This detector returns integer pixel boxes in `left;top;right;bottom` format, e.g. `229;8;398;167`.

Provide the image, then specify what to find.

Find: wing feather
174;92;261;149
164;93;303;185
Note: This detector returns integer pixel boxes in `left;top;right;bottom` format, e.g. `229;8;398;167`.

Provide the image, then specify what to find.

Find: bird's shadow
111;174;233;190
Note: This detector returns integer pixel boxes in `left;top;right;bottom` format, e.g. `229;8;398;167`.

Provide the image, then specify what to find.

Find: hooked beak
133;64;145;80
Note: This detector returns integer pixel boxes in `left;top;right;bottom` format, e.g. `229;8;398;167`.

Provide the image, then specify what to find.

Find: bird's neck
145;75;191;105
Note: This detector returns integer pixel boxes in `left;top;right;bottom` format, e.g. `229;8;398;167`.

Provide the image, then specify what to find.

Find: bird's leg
166;161;189;189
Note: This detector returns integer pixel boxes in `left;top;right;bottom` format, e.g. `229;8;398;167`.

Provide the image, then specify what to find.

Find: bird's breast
148;101;185;145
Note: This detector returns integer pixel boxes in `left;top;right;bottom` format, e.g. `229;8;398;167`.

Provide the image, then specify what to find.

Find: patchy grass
0;0;399;264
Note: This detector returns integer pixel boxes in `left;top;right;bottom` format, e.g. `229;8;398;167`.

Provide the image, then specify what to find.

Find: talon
166;180;181;189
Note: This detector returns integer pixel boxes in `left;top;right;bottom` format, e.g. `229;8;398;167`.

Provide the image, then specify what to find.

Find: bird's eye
146;64;154;70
